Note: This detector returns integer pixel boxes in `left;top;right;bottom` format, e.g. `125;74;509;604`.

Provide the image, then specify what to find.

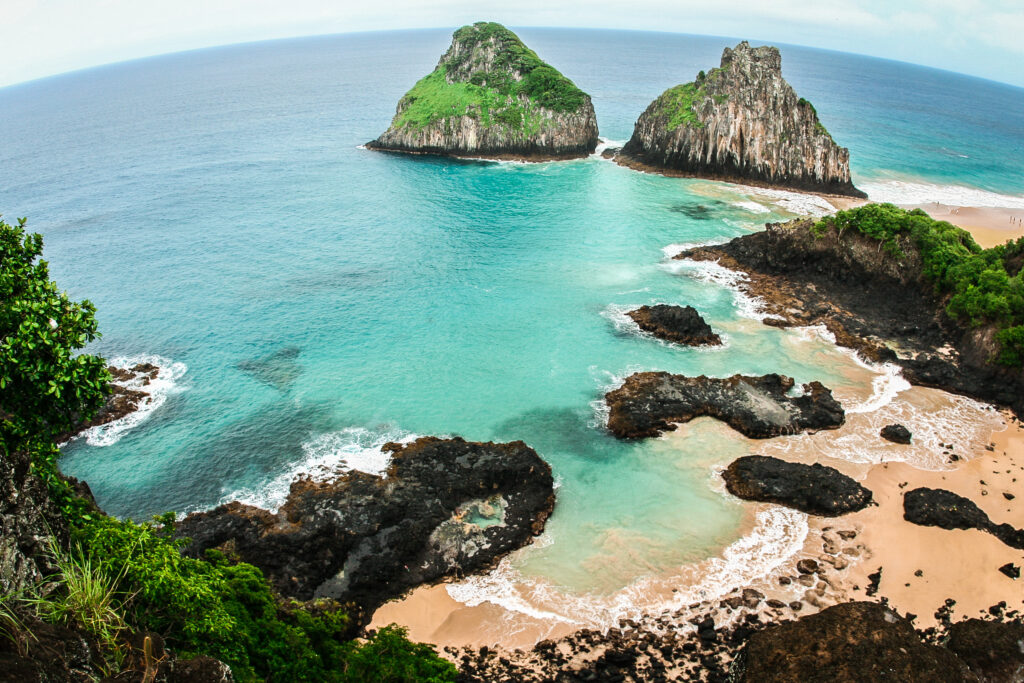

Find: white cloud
0;0;1021;87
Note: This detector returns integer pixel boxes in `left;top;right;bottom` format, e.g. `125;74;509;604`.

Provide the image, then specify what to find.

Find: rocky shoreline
56;362;160;443
176;437;555;618
678;219;1024;417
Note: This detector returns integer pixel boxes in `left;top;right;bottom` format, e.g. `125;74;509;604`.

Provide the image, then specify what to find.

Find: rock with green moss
617;41;865;197
367;22;598;160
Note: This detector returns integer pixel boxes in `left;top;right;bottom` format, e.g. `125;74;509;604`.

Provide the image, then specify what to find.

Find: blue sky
2;0;1022;88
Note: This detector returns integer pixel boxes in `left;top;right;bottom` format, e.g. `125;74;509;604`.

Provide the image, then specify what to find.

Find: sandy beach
369;211;1024;655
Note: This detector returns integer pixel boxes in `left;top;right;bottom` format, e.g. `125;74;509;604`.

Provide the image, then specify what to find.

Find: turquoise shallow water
1;29;1022;602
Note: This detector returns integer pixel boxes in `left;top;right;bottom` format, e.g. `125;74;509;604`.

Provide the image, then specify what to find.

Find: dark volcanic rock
903;487;1024;550
732;602;971;682
176;437;555;614
604;372;844;439
881;423;912;444
626;304;722;346
57;362;161;442
946;618;1024;682
367;22;598;160
678;219;1024;418
998;562;1020;579
722;455;873;516
617;41;864;197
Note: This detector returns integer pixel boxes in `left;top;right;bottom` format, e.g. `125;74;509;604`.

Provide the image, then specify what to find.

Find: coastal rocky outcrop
604;372;844;439
56;362;160;442
881;423;913;444
176;437;555;614
679;219;1024;417
903;487;1024;550
732;602;971;682
613;41;865;196
627;304;722;346
945;618;1024;681
722;455;873;516
366;22;598;160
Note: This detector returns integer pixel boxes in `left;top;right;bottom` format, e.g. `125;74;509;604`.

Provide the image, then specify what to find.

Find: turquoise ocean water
1;29;1023;620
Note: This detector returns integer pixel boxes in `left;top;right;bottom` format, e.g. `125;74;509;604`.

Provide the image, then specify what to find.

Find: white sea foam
711;183;836;218
860;180;1024;208
592;137;628;157
663;258;769;321
82;355;187;447
221;426;417;512
734;200;771;214
445;506;808;632
660;237;730;259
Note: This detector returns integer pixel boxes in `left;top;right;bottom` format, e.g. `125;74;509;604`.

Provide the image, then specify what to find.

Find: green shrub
812;203;1024;366
340;625;457;683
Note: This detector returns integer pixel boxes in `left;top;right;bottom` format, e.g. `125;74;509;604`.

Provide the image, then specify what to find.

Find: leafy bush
0;216;109;450
812;204;1024;366
341;625;458;683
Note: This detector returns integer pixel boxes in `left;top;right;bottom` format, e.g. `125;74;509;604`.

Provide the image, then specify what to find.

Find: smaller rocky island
612;41;865;197
367;22;598;160
604;372;845;439
627;304;722;346
723;455;874;516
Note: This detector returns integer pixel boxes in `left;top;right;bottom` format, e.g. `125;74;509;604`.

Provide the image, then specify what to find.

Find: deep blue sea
2;28;1023;628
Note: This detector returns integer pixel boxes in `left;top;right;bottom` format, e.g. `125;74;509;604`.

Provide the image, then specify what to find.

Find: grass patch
653;68;727;131
812;203;1024;366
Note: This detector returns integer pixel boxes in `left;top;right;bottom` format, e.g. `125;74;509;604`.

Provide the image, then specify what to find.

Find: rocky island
367;22;599;160
612;41;865;197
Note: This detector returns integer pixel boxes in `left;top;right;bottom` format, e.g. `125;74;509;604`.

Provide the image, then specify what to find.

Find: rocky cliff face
618;41;864;196
367;22;599;160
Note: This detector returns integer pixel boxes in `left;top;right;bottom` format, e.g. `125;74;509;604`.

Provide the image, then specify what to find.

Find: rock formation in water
903;487;1024;549
176;437;555;613
615;41;865;196
367;22;598;160
880;423;912;444
627;304;722;346
723;455;873;516
604;372;844;439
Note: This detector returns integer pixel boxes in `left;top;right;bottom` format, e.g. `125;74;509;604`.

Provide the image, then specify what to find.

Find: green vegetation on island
393;22;588;132
812;203;1024;367
652;67;728;130
0;217;457;682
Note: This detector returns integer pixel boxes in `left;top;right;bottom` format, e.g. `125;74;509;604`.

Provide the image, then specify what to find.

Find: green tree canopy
0;216;109;450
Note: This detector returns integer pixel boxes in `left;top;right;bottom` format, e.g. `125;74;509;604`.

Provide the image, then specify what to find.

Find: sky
1;0;1022;89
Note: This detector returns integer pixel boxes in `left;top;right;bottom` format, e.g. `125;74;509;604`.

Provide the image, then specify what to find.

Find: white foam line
219;426;417;513
445;506;808;633
663;258;771;321
660;237;731;259
82;355;187;447
860;180;1024;209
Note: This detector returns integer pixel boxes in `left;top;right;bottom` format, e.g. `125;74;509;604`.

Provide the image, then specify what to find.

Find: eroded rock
903;487;1024;550
723;456;872;516
605;372;844;439
176;437;555;615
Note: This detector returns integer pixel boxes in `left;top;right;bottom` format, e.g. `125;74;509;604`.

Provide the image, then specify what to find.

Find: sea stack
367;22;599;160
617;41;865;197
